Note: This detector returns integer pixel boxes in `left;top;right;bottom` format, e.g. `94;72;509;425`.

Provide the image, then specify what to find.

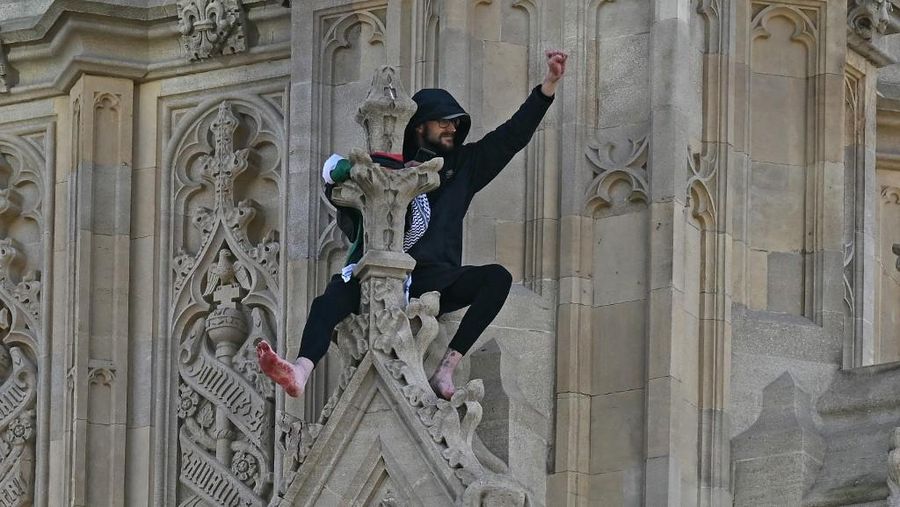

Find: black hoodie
402;85;554;294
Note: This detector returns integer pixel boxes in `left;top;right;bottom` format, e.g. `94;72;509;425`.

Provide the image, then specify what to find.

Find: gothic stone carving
277;289;532;506
331;149;441;257
356;66;417;154
177;0;247;61
169;99;283;506
0;345;37;507
0;133;47;507
686;146;717;225
849;0;898;40
585;129;650;213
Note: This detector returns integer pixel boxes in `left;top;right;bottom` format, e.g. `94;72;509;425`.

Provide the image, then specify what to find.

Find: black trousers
297;264;513;365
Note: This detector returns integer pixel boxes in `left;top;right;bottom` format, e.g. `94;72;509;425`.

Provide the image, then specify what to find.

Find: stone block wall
1;0;900;505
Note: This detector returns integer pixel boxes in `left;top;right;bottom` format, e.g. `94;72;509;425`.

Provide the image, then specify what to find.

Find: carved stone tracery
0;345;37;507
0;134;45;507
168;98;283;506
687;146;717;226
584;130;650;213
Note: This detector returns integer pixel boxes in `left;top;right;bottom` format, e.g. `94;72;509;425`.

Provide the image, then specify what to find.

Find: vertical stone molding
176;0;247;61
695;1;733;504
160;96;285;506
63;75;133;507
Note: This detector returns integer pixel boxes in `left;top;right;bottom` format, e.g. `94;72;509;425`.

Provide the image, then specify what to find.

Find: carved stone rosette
169;100;283;506
177;0;247;61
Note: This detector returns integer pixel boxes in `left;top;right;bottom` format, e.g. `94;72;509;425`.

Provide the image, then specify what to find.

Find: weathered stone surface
733;372;825;507
3;0;900;505
163;98;285;506
803;362;900;506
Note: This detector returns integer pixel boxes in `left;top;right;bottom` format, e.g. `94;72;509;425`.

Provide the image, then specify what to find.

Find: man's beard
423;133;455;155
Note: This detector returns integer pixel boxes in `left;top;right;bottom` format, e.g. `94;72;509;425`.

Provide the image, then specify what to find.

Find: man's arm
468;50;567;194
468;86;553;193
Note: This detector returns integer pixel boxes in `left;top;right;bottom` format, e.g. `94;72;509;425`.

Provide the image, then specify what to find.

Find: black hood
403;88;471;161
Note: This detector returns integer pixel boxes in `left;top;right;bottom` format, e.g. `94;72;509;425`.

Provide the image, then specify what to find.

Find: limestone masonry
3;0;900;505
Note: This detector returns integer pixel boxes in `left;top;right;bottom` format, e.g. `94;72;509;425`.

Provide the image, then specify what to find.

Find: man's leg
427;264;512;399
257;274;361;397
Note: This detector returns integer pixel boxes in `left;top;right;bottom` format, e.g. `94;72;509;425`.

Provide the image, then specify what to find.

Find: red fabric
371;151;404;164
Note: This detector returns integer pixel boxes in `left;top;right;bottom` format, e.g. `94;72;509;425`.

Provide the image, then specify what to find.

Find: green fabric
330;158;352;183
331;157;362;268
344;209;363;266
329;158;363;266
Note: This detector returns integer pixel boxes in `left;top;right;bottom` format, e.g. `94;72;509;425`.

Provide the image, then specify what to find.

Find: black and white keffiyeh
403;194;431;252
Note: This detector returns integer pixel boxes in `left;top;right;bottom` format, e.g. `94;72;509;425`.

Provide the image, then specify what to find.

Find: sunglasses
436;118;461;129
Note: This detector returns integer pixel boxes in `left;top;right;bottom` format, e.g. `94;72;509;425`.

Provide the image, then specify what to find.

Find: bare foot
256;341;313;398
429;372;456;400
429;348;463;401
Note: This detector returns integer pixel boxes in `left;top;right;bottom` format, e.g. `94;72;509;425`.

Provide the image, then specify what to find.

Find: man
255;150;423;397
258;49;568;400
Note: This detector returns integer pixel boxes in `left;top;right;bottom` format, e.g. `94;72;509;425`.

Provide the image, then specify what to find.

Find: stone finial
332;149;440;254
356;66;418;154
331;148;441;314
